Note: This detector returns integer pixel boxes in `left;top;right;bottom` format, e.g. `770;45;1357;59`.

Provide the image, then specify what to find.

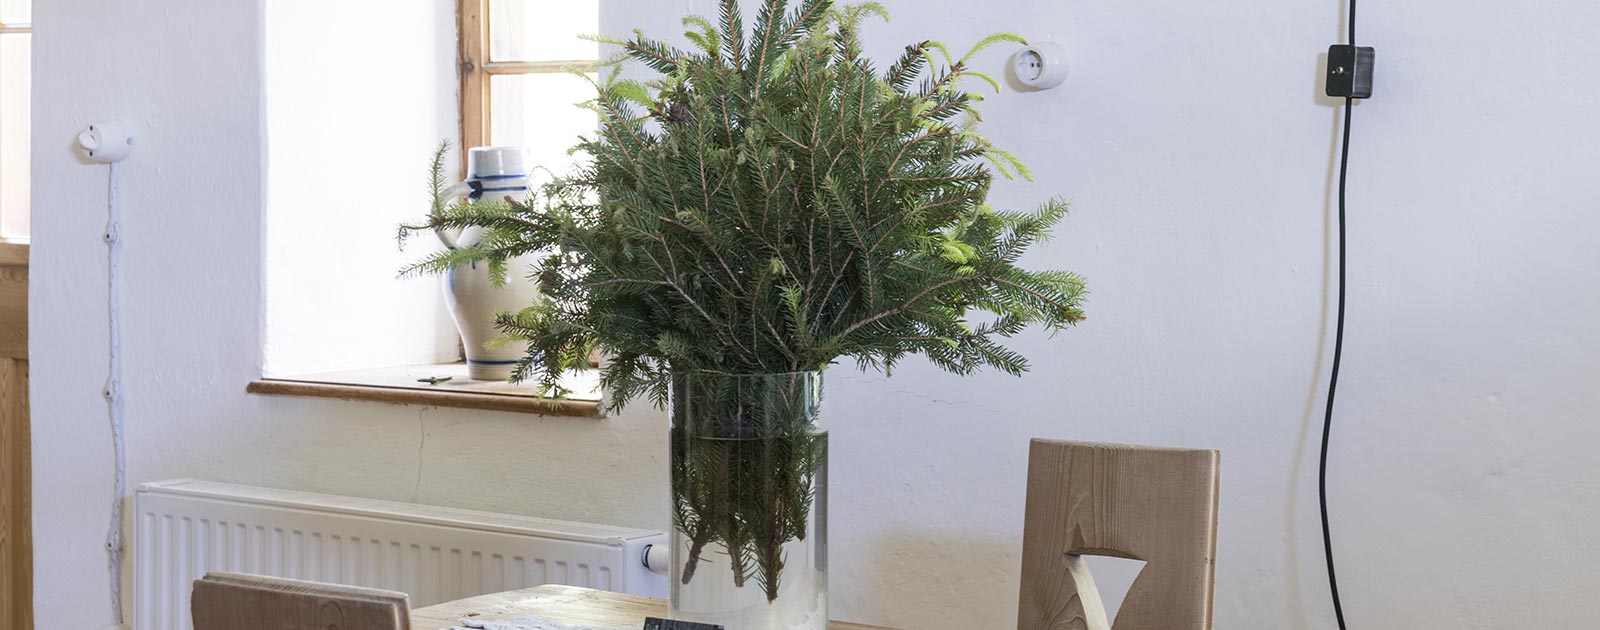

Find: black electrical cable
1319;96;1353;630
1319;1;1356;629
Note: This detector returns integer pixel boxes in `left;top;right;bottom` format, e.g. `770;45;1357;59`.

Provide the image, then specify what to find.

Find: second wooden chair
1017;439;1221;630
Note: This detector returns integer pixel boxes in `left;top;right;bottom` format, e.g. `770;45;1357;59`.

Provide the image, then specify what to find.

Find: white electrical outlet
78;121;134;163
1013;42;1069;90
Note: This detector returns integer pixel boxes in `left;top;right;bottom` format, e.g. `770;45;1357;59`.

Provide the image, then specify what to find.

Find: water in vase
669;446;828;630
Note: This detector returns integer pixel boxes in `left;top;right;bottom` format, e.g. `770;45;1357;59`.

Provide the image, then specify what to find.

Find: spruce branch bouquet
402;0;1086;603
402;0;1085;404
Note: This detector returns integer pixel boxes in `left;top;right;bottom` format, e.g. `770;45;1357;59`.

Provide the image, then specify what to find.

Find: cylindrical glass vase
669;371;828;630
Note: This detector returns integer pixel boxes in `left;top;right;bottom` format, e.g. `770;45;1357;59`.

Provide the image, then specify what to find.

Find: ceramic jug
438;147;543;381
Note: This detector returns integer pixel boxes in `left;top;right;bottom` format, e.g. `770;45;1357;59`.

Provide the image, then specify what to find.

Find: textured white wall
30;0;1600;629
29;2;666;627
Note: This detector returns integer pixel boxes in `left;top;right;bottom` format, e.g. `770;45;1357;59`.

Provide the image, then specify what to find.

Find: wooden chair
192;572;412;630
1017;440;1221;630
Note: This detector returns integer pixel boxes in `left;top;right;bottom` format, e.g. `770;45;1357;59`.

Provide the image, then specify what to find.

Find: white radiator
135;479;667;630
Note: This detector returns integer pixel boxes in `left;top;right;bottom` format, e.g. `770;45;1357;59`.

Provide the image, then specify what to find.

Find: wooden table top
410;585;893;630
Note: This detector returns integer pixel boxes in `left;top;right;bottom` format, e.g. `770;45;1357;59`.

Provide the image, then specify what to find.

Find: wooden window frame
456;0;598;173
0;13;29;241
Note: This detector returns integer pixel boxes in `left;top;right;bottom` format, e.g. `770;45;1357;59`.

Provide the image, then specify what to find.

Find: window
459;0;598;176
0;0;28;240
250;0;604;415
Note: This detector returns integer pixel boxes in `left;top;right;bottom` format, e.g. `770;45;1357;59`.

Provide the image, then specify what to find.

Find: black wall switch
642;618;725;630
1326;44;1376;99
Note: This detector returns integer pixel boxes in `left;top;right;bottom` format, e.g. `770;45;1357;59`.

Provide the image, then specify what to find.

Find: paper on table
452;615;634;630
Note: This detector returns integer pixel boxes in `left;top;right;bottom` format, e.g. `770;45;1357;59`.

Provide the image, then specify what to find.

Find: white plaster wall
29;1;665;627
30;1;1600;629
261;0;462;375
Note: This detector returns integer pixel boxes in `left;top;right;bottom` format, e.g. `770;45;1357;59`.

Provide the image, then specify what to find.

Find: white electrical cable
103;161;128;625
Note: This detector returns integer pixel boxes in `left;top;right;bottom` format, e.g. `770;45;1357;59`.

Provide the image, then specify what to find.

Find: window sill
247;362;602;417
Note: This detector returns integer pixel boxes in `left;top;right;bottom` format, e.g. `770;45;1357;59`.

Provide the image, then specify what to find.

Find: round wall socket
1013;42;1069;91
78;121;135;163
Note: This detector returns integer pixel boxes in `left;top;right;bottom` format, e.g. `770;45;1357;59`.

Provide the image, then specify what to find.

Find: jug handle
434;181;478;250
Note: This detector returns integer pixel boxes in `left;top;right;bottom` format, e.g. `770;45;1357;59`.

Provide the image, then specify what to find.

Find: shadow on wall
856;530;1017;628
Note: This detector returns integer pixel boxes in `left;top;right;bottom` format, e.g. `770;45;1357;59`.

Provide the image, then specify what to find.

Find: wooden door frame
0;239;29;630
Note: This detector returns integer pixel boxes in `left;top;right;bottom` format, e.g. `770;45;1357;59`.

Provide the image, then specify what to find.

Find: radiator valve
643;544;671;575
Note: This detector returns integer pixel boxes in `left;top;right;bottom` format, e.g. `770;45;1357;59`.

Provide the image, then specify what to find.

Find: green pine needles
401;0;1086;407
401;0;1089;609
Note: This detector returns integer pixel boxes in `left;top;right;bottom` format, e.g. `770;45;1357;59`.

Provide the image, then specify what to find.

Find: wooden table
411;585;893;630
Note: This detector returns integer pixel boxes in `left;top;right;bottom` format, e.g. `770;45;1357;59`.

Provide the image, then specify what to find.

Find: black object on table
642;618;724;630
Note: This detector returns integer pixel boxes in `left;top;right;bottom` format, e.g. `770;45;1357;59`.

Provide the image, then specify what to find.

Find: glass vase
669;371;828;630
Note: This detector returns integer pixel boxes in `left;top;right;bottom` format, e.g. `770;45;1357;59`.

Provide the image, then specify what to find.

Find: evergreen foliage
402;0;1090;607
401;0;1087;410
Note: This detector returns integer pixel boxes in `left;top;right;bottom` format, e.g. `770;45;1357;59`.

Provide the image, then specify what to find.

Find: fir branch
401;6;1082;600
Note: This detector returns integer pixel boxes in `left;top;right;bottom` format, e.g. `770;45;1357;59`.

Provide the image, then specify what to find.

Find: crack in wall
414;408;427;502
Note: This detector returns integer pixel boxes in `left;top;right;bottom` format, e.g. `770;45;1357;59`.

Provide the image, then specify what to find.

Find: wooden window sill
247;363;601;417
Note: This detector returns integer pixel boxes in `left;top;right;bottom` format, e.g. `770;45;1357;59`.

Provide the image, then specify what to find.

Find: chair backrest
1017;439;1220;630
192;572;411;630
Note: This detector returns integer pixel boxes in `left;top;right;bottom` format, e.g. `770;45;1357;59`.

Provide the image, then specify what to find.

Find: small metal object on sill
418;376;453;385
